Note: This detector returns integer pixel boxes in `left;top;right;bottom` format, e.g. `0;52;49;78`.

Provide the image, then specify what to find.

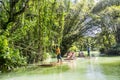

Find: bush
99;48;105;54
42;52;52;63
0;35;26;72
69;45;78;52
106;44;120;55
43;52;51;60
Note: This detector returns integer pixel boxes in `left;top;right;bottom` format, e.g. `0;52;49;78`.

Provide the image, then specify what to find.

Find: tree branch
92;0;120;13
14;0;29;16
0;1;9;14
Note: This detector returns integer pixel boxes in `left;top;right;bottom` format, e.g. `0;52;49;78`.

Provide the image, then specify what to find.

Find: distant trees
92;0;120;44
92;0;120;55
60;0;95;56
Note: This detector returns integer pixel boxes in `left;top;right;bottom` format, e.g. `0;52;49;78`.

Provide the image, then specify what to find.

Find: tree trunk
60;40;72;57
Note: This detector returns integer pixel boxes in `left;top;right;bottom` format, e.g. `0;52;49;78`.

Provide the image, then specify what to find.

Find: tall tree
92;0;120;44
0;0;29;31
60;0;95;56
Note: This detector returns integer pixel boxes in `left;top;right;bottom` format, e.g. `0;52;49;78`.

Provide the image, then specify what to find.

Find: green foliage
69;45;78;52
0;0;120;74
42;53;51;60
99;44;120;55
60;0;96;56
0;35;26;72
106;44;120;55
92;0;120;13
92;2;120;52
99;47;106;54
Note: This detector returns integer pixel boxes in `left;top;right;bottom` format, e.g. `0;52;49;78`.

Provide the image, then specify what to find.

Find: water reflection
66;60;77;71
86;58;106;80
3;57;120;80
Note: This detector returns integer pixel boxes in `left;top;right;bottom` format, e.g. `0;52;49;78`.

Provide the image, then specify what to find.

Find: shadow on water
0;56;120;80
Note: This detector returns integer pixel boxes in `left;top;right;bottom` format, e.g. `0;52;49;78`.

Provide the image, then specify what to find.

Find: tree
60;0;95;56
92;0;120;55
5;0;66;63
92;0;120;44
92;0;120;13
0;0;29;31
0;0;29;72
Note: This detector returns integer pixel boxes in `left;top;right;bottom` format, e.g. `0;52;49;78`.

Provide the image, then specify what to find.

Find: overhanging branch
0;1;9;14
14;0;29;16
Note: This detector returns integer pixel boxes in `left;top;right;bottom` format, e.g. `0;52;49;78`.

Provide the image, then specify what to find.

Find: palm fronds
92;0;120;13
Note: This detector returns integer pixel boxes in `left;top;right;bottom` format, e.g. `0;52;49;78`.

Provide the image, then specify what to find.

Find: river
0;56;120;80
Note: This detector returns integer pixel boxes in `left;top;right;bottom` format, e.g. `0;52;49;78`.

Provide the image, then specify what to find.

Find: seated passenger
70;52;76;59
66;52;72;58
65;52;76;60
78;51;85;57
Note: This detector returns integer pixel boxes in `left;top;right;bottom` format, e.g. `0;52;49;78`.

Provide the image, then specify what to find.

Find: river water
1;57;120;80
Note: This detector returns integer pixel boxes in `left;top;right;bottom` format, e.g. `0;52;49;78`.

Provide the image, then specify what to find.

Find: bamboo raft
39;62;59;67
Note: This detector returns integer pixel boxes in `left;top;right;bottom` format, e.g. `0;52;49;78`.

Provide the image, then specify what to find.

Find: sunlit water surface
1;57;120;80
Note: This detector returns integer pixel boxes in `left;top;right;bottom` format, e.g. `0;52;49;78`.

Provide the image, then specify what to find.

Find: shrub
106;44;120;55
0;35;26;72
99;48;105;54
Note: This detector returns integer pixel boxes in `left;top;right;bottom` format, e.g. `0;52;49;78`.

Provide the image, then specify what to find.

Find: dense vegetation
0;0;120;72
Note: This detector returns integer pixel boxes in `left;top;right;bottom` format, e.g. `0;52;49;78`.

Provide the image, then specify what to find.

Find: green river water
0;56;120;80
